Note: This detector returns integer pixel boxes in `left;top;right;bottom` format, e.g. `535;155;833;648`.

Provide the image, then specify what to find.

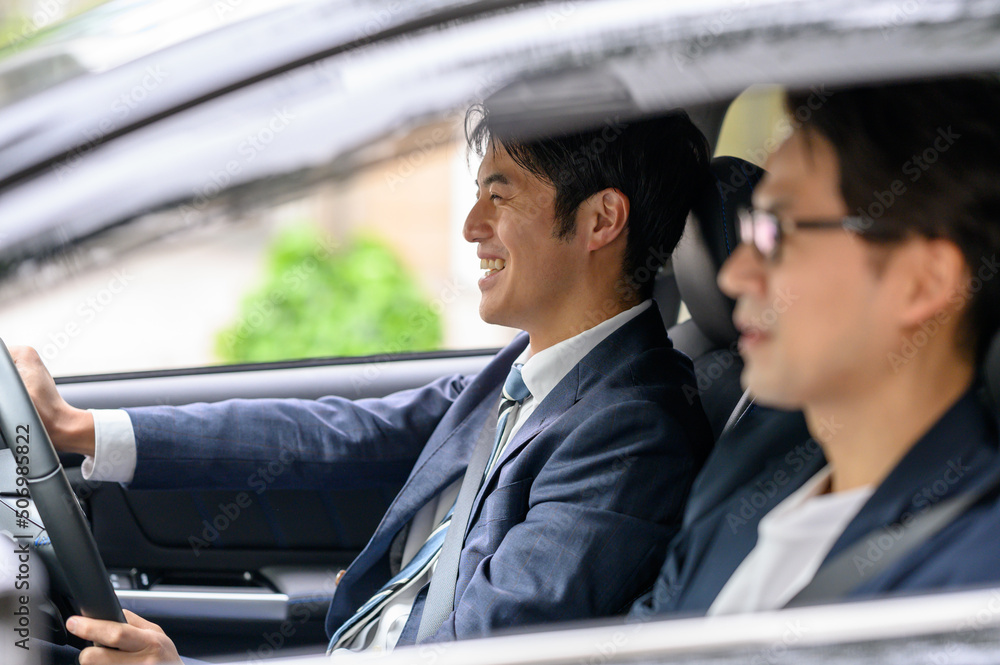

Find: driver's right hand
9;345;96;457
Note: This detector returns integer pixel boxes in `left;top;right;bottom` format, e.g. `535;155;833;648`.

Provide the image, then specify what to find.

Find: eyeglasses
736;208;870;260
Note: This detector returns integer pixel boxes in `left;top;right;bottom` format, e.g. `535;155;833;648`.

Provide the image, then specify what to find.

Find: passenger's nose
718;243;768;301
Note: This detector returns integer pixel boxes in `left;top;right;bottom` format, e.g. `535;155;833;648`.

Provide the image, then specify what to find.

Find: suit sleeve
125;374;471;491
427;399;701;641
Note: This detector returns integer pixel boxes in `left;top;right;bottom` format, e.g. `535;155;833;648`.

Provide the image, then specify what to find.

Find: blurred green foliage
216;225;442;363
1;0;109;53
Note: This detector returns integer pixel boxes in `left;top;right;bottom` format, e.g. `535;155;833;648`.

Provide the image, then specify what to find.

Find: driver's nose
463;196;494;244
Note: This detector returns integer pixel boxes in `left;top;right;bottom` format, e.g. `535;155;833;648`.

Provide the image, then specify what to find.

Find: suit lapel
824;389;998;562
709;452;825;590
357;334;529;560
463;305;669;529
466;365;583;527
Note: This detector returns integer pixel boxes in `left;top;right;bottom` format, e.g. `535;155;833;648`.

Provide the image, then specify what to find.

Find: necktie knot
501;363;531;404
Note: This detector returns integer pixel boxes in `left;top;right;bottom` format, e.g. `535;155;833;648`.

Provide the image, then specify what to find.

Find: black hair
787;76;1000;365
466;104;711;301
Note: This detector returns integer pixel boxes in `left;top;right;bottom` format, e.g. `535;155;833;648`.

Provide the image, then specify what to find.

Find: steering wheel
0;340;125;628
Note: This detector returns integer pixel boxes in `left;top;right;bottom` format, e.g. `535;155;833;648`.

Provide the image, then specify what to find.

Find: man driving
17;103;714;662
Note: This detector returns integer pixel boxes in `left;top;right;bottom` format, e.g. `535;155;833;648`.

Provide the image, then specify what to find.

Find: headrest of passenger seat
674;156;765;349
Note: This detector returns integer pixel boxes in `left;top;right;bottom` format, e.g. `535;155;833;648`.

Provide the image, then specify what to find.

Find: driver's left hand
67;610;181;664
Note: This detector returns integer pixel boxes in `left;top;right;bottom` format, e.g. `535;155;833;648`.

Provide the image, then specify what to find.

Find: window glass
0;119;518;376
0;0;298;106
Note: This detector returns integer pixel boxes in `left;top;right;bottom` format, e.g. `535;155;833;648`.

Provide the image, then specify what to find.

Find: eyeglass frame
736;207;873;260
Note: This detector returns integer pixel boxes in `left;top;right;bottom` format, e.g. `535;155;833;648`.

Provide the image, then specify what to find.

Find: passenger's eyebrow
475;172;512;189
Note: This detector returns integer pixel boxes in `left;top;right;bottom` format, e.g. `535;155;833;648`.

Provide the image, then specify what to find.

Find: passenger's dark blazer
630;387;1000;619
123;304;713;643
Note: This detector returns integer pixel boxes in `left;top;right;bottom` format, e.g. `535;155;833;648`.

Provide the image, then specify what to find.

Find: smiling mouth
480;258;507;277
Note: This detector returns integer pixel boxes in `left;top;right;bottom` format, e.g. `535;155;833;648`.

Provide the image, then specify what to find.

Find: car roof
0;0;997;275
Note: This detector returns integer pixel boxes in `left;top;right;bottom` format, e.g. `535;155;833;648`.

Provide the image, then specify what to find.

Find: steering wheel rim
0;340;125;625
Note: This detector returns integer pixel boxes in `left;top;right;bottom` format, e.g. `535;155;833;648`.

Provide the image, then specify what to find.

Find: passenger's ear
583;188;630;252
895;238;968;328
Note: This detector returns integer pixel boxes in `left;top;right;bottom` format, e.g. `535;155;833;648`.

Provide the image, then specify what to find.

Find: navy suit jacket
124;304;713;643
630;387;1000;619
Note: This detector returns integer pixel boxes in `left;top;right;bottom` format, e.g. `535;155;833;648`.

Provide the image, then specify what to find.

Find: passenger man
631;76;1000;618
18;103;714;662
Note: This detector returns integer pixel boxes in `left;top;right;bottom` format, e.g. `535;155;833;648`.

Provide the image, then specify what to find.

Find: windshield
0;0;304;106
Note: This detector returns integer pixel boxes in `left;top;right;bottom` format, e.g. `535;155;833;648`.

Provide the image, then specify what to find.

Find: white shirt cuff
82;409;137;484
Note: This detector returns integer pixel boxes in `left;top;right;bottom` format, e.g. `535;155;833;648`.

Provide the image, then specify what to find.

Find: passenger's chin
740;365;803;411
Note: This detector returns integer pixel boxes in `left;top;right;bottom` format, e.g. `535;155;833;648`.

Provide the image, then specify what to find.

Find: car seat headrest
674;156;765;349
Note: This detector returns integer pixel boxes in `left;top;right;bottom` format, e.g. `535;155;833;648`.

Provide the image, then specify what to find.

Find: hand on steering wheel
0;341;125;631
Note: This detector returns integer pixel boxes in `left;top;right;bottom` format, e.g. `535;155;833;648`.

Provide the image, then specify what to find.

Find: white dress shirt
85;300;652;653
708;466;874;615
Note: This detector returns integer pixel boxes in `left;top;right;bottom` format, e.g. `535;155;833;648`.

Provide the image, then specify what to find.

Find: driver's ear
581;188;629;252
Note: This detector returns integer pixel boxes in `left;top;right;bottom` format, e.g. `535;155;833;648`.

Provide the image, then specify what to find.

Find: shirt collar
513;300;652;406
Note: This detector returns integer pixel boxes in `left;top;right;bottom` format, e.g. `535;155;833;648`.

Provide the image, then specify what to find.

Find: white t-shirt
709;467;874;615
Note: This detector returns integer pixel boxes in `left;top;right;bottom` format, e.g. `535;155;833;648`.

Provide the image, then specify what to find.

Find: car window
0;117;516;376
0;0;302;106
0;87;787;378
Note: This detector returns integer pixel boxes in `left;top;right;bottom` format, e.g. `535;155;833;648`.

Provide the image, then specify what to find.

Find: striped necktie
328;364;531;653
484;363;531;479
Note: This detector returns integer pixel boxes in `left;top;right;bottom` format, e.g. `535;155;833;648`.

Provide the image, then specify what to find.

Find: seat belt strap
787;471;1000;607
720;389;754;440
415;413;497;640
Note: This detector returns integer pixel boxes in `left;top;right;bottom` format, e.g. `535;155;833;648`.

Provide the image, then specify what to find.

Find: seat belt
786;469;1000;607
720;389;754;440
415;413;498;640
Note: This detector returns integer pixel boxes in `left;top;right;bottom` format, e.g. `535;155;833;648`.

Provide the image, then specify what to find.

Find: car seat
667;155;760;438
664;156;811;525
